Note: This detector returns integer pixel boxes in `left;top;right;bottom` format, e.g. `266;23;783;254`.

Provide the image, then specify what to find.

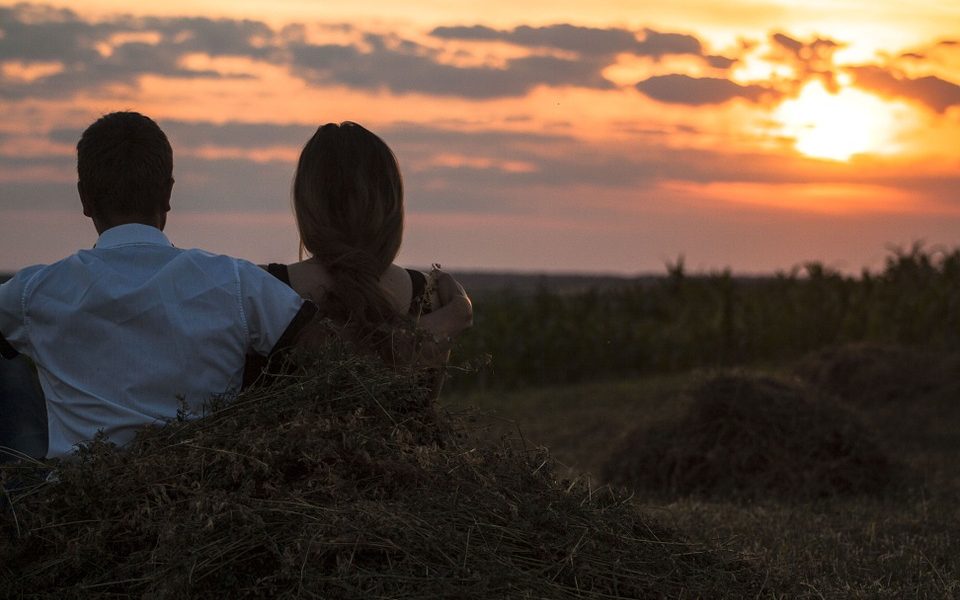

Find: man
0;355;46;460
0;111;317;460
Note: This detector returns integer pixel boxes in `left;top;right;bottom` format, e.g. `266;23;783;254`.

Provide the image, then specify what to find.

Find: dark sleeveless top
243;264;430;389
265;263;430;316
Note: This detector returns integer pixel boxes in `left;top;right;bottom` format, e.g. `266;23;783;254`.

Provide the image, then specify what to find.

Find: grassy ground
444;351;960;598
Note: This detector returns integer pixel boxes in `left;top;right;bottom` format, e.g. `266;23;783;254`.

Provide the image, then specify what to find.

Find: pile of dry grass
601;372;898;500
794;343;960;406
1;341;763;599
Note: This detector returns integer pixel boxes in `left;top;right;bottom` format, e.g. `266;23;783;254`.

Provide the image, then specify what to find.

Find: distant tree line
448;244;960;391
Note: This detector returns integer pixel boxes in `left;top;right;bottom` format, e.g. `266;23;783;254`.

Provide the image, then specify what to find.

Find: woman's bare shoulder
285;260;332;300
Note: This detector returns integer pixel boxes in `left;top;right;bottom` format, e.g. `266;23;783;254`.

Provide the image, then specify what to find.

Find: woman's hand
420;271;472;342
435;271;473;329
395;270;472;370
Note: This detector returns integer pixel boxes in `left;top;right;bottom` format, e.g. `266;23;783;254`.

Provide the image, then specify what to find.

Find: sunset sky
2;0;960;274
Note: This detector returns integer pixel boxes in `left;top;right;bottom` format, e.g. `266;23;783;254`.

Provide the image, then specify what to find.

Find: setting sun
774;80;905;161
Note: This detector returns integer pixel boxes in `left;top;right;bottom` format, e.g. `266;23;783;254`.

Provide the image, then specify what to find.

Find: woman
263;122;471;366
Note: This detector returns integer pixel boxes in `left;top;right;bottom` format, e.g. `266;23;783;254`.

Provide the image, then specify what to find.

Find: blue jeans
0;356;47;462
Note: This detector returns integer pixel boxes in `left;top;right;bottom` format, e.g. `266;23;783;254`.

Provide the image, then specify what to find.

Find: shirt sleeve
0;265;45;359
236;260;312;357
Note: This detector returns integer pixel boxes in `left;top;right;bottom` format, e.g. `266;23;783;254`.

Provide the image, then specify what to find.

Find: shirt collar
95;224;173;249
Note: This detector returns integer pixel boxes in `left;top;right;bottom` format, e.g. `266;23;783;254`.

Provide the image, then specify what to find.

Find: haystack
601;372;897;500
1;342;763;599
794;343;960;405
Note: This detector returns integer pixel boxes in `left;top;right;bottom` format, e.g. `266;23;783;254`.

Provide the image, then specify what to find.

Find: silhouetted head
77;111;174;232
293;121;404;275
292;122;406;344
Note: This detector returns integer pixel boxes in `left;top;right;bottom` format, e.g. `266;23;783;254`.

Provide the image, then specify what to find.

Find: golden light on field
774;80;907;161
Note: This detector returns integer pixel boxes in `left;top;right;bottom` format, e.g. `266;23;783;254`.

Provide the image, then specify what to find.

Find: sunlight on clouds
177;54;265;78
668;181;933;215
181;145;301;164
433;40;533;69
895;43;960;85
773;80;913;161
2;61;64;82
603;54;721;87
731;54;796;85
414;153;538;174
0;136;73;159
97;31;164;57
882;108;960;163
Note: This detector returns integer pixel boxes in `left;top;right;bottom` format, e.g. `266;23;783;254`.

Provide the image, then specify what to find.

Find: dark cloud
431;24;639;56
771;33;804;55
162;120;313;149
705;55;737;69
287;24;721;98
0;4;275;99
46;127;84;146
0;157;293;215
635;28;702;57
0;6;737;102
141;16;275;58
427;25;498;41
0;5;276;62
0;150;76;211
0;180;76;211
895;39;960;61
49;120;314;151
290;34;613;98
0;5;105;63
850;66;960;113
636;74;774;105
430;24;706;59
3;8;634;100
768;32;841;92
172;157;294;212
771;33;839;59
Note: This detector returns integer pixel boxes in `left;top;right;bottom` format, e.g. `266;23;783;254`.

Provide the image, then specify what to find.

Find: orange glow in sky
774;81;910;161
1;0;959;273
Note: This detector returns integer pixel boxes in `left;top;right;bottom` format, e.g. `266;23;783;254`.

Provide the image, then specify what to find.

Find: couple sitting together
0;111;473;462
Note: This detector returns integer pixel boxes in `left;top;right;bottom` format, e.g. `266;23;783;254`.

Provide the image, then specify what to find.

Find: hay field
448;344;960;598
1;343;767;599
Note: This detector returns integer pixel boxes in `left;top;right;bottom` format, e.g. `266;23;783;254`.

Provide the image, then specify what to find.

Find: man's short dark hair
77;111;173;219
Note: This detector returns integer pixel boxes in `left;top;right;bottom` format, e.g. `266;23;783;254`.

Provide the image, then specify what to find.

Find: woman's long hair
293;122;406;348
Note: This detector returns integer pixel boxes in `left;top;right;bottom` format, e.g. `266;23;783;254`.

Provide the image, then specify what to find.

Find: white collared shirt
0;224;305;458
